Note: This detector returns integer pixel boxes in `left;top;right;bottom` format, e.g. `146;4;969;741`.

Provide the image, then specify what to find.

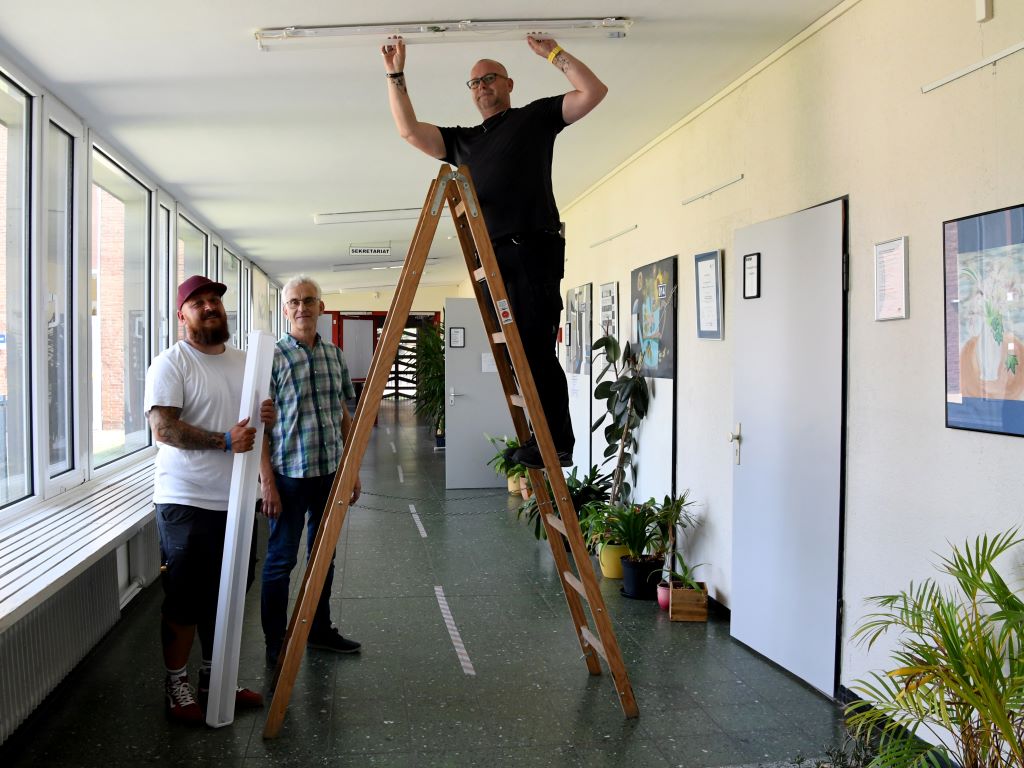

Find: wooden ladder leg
263;166;452;739
445;167;639;719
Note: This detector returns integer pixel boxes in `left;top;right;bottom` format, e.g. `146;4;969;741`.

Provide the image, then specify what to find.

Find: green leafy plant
485;434;527;481
518;465;612;542
415;321;445;435
591;334;650;505
596;500;661;562
665;550;705;591
653;489;697;560
846;528;1024;768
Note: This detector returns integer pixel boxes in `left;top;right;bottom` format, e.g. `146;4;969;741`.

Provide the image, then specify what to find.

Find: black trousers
492;233;574;451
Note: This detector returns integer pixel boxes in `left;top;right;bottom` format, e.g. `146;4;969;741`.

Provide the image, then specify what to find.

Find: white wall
558;0;1024;690
323;283;457;314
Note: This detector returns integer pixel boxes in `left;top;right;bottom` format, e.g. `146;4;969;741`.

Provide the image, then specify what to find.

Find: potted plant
518;464;612;543
415;321;445;447
599;499;662;599
846;528;1024;768
659;551;709;621
653;490;698;610
486;434;526;494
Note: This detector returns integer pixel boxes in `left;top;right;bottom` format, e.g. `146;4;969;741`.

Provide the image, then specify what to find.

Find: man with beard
380;35;607;468
259;275;361;668
145;275;275;723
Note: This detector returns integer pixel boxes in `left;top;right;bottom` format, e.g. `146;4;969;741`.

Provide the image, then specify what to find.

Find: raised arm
381;36;445;159
526;36;608;125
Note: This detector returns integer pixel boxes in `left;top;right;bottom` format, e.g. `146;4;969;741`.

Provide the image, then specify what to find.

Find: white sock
166;664;188;683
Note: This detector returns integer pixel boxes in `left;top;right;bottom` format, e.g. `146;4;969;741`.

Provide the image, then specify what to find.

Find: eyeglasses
466;72;507;90
285;296;319;309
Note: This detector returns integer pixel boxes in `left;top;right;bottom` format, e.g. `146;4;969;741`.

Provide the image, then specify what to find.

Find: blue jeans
260;473;336;651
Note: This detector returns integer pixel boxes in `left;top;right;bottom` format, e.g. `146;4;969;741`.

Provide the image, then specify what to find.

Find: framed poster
599;281;618;340
743;252;760;299
695;250;724;340
565;284;592;374
874;237;908;321
944;204;1024;436
449;326;465;348
630;256;677;379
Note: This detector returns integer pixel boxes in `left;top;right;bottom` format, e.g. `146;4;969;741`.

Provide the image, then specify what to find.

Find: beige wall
323;282;460;314
559;0;1024;690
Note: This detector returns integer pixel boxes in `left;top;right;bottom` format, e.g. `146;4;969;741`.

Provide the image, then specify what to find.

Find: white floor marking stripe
397;465;404;483
409;504;427;538
389;441;397;453
386;427;391;435
434;586;476;676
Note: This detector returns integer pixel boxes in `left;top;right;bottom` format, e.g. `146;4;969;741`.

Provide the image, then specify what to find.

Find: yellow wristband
547;45;563;63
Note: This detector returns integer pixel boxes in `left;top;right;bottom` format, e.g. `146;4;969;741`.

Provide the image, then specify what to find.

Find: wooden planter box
669;581;708;622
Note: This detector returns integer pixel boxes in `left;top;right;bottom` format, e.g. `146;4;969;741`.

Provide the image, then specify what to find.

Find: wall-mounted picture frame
944;204;1024;437
743;252;760;299
874;236;908;321
449;326;465;348
631;256;677;379
599;281;618;340
695;250;724;340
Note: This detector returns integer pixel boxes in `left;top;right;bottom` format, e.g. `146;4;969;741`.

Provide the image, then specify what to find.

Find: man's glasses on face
466;72;507;90
285;296;319;309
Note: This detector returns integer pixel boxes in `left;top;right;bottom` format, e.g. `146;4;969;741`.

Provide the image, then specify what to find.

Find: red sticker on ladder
496;299;513;325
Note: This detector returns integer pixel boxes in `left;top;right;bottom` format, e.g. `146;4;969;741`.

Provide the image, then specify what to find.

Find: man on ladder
380;34;608;468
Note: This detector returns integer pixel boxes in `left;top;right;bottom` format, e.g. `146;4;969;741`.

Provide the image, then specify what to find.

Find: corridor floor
2;402;847;767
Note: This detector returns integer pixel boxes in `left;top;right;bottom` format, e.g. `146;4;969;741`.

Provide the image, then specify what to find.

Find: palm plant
846;528;1024;768
591;334;650;505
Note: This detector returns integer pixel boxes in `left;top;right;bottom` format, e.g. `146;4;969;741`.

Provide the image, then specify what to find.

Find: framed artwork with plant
944;204;1024;436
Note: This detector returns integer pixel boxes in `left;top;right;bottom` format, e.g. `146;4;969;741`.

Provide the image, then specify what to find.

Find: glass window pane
156;204;171;354
175;215;206;341
46;121;74;477
90;149;150;467
223;250;240;347
0;77;31;505
251;267;271;332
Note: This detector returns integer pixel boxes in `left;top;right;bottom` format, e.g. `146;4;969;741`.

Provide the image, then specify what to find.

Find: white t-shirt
144;341;246;510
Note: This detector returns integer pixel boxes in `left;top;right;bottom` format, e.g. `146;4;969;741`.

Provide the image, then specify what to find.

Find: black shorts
155;504;228;626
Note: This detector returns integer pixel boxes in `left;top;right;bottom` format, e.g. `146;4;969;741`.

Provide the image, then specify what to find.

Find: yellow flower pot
599;543;628;579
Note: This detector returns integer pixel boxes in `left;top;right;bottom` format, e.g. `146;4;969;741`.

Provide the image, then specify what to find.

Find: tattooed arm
148;405;256;453
527;36;608;125
381;36;445;159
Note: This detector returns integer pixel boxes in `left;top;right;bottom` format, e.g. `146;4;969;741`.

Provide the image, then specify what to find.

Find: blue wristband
224;432;232;452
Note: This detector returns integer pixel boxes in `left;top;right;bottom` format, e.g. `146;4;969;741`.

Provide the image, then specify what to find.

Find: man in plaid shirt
260;274;362;667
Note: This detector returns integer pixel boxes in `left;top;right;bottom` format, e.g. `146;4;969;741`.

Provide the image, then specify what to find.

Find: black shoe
307;627;361;654
503;436;534;463
512;443;573;469
265;646;280;669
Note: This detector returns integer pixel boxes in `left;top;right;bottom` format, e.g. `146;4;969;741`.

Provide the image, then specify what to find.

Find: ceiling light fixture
332;257;440;272
256;17;632;51
314;208;450;225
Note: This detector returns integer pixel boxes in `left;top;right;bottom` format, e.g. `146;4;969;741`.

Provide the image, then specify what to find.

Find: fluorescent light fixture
256;17;632;51
333;257;440;272
314;208;451;225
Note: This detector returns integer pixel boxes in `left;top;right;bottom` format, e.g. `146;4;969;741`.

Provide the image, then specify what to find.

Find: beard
185;310;230;346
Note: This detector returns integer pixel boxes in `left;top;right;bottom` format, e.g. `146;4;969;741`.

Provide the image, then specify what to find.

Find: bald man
381;36;608;468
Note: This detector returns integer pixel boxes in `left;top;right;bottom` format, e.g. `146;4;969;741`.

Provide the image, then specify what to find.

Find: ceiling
0;1;843;295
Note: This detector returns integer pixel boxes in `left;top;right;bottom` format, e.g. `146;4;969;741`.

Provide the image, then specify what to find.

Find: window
175;214;206;341
45;121;74;477
155;202;171;354
251;266;271;333
90;149;150;467
0;76;31;505
223;249;241;347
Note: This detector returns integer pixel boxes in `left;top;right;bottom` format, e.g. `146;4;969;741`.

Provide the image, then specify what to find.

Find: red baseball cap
177;275;227;310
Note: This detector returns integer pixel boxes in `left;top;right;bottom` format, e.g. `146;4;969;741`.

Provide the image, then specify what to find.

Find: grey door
445;298;514;489
731;199;845;696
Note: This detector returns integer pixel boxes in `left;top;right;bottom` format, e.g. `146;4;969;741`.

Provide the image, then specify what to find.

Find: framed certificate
874;237;908;321
449;326;465;348
695;250;724;340
743;252;760;299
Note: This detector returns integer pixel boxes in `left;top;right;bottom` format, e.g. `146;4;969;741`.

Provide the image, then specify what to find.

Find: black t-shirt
440;95;566;240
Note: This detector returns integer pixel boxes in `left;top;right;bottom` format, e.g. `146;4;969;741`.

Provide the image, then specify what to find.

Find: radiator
0;553;121;744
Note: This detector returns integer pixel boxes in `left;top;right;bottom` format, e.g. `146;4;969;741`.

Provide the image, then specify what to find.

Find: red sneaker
165;675;204;724
198;669;264;710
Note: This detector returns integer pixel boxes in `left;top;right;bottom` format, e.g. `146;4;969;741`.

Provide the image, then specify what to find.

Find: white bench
0;461;156;632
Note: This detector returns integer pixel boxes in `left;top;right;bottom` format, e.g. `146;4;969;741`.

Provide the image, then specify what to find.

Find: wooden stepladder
263;165;638;739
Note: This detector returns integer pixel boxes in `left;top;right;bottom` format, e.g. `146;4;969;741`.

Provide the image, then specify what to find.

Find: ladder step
474;267;486;282
580;627;608;663
491;332;506;344
455;199;467;218
562;570;588;602
510;394;526;409
545;513;567;538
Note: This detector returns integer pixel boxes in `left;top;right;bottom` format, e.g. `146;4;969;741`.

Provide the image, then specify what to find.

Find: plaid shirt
269;333;355;478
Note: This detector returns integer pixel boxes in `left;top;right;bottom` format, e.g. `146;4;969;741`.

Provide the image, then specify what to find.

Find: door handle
449;388;465;406
728;422;742;465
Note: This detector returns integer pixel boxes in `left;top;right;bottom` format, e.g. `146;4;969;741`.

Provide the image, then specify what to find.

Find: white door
445;298;514;489
731;199;845;696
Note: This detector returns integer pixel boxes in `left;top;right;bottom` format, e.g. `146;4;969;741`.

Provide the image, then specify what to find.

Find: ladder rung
474;267;486;282
562;570;588;602
580;627;608;663
509;394;526;409
545;513;567;538
491;332;506;344
454;200;467;218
